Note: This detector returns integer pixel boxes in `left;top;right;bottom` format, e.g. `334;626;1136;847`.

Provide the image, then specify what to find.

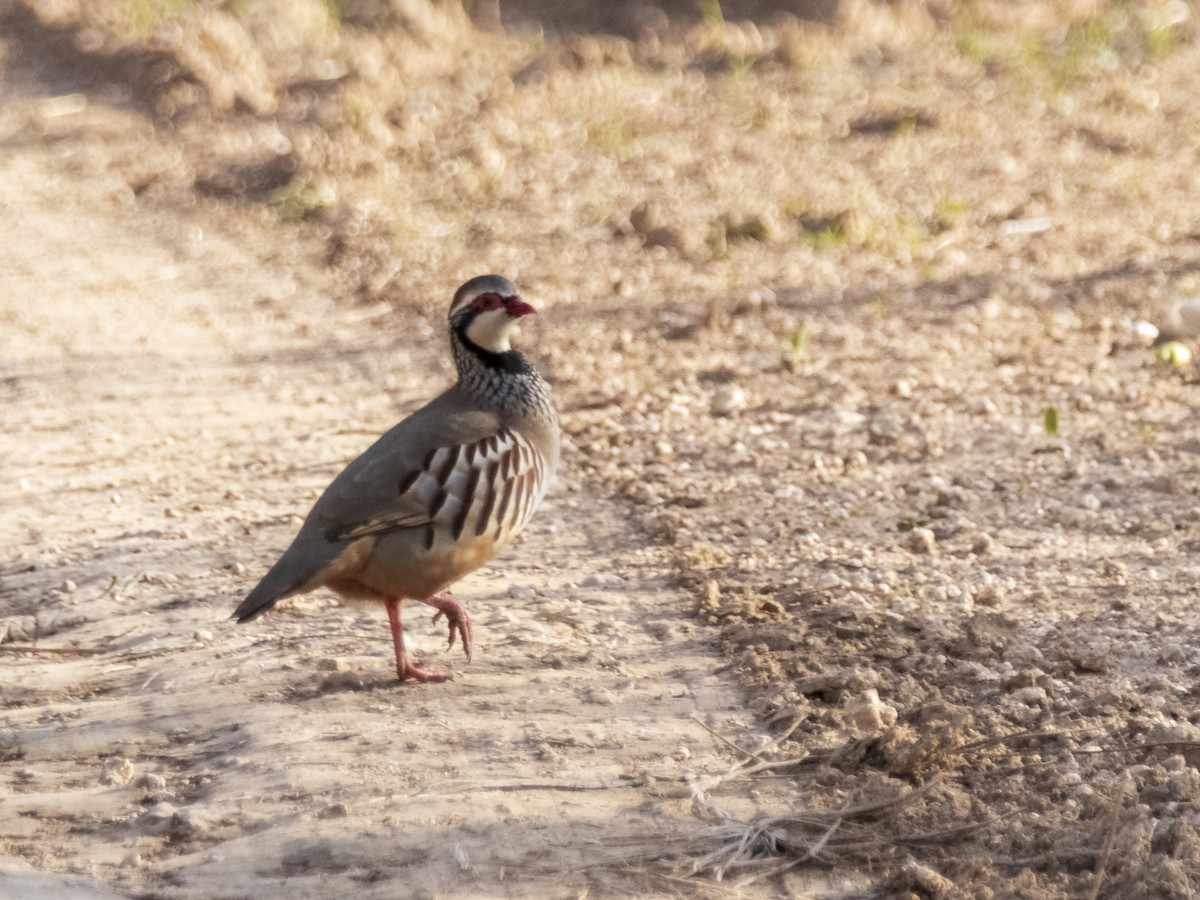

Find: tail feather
231;577;294;623
232;535;337;623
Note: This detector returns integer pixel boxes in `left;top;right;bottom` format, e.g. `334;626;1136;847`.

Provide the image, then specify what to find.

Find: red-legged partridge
233;275;560;683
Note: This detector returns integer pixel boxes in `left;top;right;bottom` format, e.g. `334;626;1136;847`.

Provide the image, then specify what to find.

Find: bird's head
448;274;536;353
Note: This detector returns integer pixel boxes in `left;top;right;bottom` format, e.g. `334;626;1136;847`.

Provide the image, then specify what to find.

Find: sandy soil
8;0;1200;897
0;108;848;898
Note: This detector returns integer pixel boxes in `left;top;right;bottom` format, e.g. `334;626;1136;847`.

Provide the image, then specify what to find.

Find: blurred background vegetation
5;0;1194;319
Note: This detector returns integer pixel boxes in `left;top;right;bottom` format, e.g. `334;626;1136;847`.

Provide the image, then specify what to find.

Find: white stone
843;689;898;733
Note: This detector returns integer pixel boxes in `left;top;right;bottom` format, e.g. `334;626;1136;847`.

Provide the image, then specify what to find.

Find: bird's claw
397;660;452;684
429;597;473;663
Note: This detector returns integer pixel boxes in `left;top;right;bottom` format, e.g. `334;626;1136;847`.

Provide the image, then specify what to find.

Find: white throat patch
465;309;517;352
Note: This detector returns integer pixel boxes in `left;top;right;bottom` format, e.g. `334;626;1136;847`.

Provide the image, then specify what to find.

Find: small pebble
143;801;178;825
171;807;214;839
971;533;995;556
843;689;898;733
452;843;471;871
974;584;1007;607
906;527;936;554
101;758;134;786
1133;319;1159;340
644;620;677;640
868;414;902;445
710;384;747;417
1164;754;1187;773
318;802;350;819
900;861;957;895
1010;686;1048;706
319;671;366;693
1101;560;1128;583
133;773;167;792
585;687;618;706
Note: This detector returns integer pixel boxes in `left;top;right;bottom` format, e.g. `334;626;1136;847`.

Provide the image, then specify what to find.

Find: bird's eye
473;292;503;311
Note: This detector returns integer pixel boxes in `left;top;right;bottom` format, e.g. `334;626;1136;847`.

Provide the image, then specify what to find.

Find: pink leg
384;597;451;684
424;594;473;662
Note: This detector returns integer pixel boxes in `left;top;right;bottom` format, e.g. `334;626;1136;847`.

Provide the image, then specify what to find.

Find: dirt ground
0;66;842;900
7;0;1200;897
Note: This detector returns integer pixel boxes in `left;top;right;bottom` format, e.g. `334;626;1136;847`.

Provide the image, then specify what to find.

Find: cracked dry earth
0;129;837;898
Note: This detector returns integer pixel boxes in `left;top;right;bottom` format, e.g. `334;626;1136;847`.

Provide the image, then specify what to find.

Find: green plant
699;0;724;30
1043;407;1059;437
865;297;888;318
781;324;810;372
122;0;193;36
932;194;968;233
588;116;641;161
270;182;335;221
795;212;849;250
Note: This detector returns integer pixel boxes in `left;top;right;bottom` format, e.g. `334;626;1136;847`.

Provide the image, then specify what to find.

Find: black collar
455;321;533;375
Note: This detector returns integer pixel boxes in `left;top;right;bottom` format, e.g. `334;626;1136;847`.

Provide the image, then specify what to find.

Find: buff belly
325;527;502;602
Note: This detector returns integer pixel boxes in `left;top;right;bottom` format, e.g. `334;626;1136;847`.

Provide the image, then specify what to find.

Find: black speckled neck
450;322;555;422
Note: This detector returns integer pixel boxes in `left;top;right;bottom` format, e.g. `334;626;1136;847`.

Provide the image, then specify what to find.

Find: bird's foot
386;596;453;685
427;595;474;662
397;660;453;684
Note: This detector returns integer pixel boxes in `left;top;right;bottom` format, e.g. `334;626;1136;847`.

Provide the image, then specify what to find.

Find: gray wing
310;397;505;542
233;388;505;621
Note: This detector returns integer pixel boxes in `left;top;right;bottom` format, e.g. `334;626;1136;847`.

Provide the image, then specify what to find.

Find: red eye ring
473;292;504;311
